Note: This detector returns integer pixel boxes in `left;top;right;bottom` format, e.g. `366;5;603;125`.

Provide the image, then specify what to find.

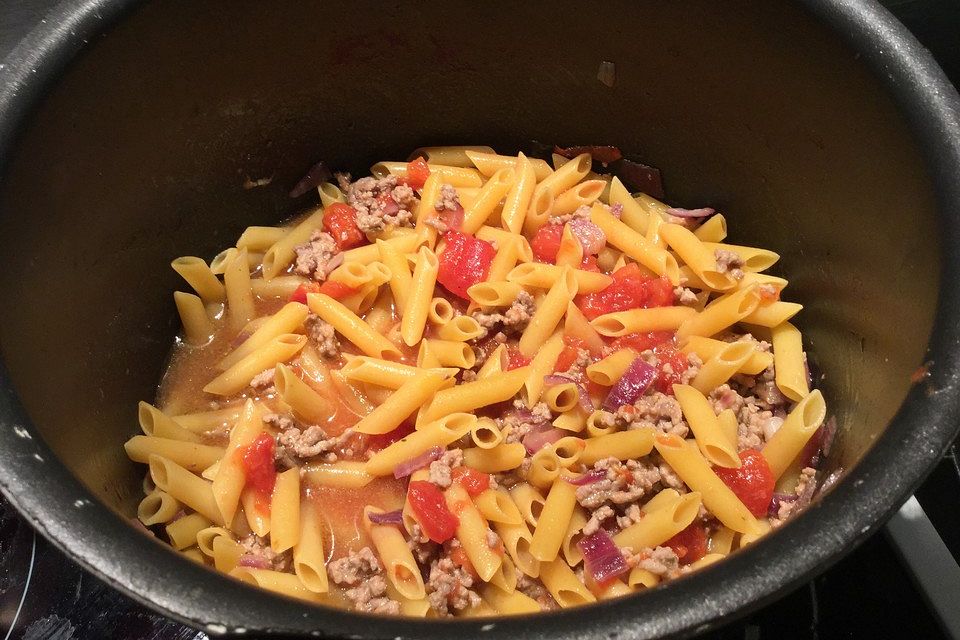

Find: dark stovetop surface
1;1;960;639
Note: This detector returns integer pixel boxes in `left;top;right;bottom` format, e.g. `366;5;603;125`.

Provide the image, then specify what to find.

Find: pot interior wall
0;0;938;514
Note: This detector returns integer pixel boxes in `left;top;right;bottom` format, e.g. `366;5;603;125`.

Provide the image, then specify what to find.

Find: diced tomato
407;481;459;543
664;522;708;565
449;546;480;581
759;285;781;303
451;467;491;497
506;344;531;370
577;263;674;320
652;344;689;394
609;330;676;354
289;281;321;304
400;157;431;190
318;279;358;300
240;432;277;496
365;420;416;453
436;230;496;299
531;223;565;263
554;336;591;373
322;202;366;250
714;450;776;518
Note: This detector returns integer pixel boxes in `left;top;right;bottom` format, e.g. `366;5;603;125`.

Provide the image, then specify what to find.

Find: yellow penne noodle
522;333;565;407
467;281;523;308
466;151;553;181
580;428;655;465
224;248;256;330
445;483;502;581
530;475;578;562
423;339;475;369
701;241;780;272
470;417;503;449
261;207;324;279
474;488;523;525
165;513;212;550
354;371;448;435
586;348;637;386
124;436;224;474
653;434;758;534
673;384;741;469
138;401;203;443
237;226;287;252
250;275;311;299
274;363;334;424
500;153;536;234
542;383;580;414
302;461;375;489
660;223;736;291
428;297;455;324
293;499;329;593
718;409;739;452
204;334;306;395
420;367;529;423
762;390;826;479
591;306;697;337
317;181;345;207
552;407;589;433
586;409;618;437
613;490;701;550
270;468;301;553
510;483;547;528
171;256;225;303
563;301;606;355
149;455;224;525
519;271;575;357
488;553;518;593
675;285;761;342
363;507;427;600
771;321;809;402
693;214;727;242
170;405;242;433
742;301;803;327
210;400;263;525
628;567;661;589
527;447;562;490
365;413;475;476
690;340;755;394
462;167;515;234
552;179;606;216
552;437;586;468
682;335;773;376
534;153;591;200
554;225;585;268
306;292;400;359
240;488;270;537
401;247;439;346
230;568;326;603
218;301;309;370
609;177;649;234
590;204;680;285
462;442;526;473
372;161;483;188
508;262;612;293
137;490;181;526
494;520;540;579
476;343;507;380
709;525;737;556
411;145;496;167
539;558;596;607
173;291;214;345
481;584;540;615
560;507;588;566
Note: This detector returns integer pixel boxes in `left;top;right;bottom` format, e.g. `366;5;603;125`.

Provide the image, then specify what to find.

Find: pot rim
1;1;959;638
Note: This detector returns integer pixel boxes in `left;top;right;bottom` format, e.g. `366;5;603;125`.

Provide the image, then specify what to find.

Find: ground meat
472;290;536;337
548;204;593;225
293;230;338;281
263;413;296;431
560;348;591;380
486;529;501;548
344;175;416;233
426;554;482;616
576;457;661;509
659;352;702;386
674;286;700;306
633;546;680;576
408;524;440;564
773;467;818;526
435;183;460;211
460;369;478;383
516;574;559;610
328;547;381;586
249;368;275;390
276;424;353;464
709;383;787;451
714;248;745;281
346;575;401;615
616;503;643;529
611;392;689;437
305;313;340;358
239;534;291;572
759;283;778;299
428;448;464;488
582;505;614;536
501;402;552;444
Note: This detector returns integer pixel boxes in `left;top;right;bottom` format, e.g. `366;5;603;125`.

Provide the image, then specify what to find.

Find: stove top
1;1;960;639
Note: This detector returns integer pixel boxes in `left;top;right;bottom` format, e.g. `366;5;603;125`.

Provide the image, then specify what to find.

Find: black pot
1;0;959;638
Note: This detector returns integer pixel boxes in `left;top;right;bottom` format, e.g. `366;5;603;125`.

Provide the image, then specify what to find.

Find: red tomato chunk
609;330;676;354
664;521;708;565
578;263;673;320
714;450;776;517
240;432;277;496
322;203;366;250
436;230;496;299
318;279;358;300
652;344;689;394
289;281;320;304
407;480;459;543
531;223;565;263
401;157;431;190
451;467;491;497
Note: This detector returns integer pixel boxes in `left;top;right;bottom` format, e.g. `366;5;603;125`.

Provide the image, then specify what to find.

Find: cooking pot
1;0;959;637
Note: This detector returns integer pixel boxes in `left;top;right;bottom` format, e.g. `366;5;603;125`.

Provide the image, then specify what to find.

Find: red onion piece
553;145;623;165
614;160;664;199
565;468;607;486
380;196;400;217
578;530;629;585
393;446;444;479
543;374;575;386
576;383;595;415
367;509;404;525
238;554;272;569
602;357;657;411
665;207;715;218
568;219;606;255
522;428;564;454
290;160;333;198
609;203;624;219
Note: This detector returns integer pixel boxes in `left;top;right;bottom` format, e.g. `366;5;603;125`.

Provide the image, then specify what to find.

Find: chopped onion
665;207;715;218
602;358;657;411
367;509;404;525
767;493;796;518
578;530;628;585
568;219;606;255
393;446;443;479
566;468;607;486
543;374;575;386
238;554;272;569
289;160;333;198
614;160;664;199
522;428;564;455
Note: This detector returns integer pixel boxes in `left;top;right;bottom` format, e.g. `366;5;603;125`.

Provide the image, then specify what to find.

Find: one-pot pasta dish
125;145;829;616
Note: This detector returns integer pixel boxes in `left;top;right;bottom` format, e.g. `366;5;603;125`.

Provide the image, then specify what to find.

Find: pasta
128;145;829;617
